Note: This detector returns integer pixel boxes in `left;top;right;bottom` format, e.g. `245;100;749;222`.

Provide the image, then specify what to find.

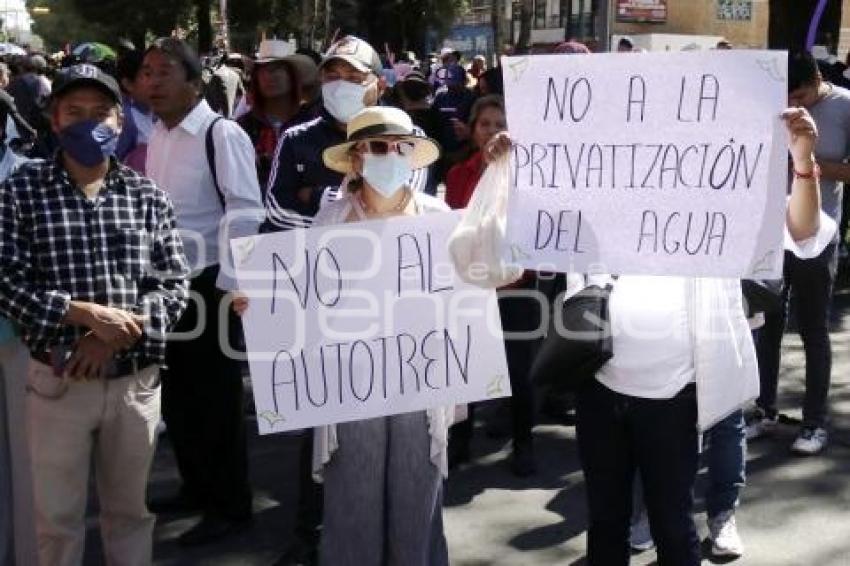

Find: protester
263;35;430;566
116;49;155;173
750;50;850;455
394;70;446;194
444;95;539;475
432;63;476;165
430;47;460;89
469;55;486;82
238;39;318;192
313;104;451;566
142;37;264;545
617;36;635;53
7;54;53;157
0;63;190;566
483;105;826;565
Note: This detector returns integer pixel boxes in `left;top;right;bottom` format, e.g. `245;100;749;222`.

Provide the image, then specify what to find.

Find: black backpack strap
206;116;226;209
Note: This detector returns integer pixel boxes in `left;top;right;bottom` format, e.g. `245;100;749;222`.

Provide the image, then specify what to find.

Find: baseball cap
51;63;122;106
320;36;382;76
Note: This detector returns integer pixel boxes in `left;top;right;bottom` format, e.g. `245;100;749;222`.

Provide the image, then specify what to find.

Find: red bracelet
794;163;820;179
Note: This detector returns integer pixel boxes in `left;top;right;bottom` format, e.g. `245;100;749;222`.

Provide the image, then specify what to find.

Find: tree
27;0;116;51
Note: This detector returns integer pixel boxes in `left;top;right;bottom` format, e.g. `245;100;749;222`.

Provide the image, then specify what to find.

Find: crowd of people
0;30;846;566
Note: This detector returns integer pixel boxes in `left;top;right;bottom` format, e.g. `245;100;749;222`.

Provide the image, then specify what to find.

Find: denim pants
704;409;746;518
756;245;836;428
576;379;700;566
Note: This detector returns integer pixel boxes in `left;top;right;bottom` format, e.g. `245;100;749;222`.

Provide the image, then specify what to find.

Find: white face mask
362;153;412;198
322;80;369;123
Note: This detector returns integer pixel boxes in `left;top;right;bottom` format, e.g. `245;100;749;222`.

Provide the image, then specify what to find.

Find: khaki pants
1;339;38;566
27;361;161;566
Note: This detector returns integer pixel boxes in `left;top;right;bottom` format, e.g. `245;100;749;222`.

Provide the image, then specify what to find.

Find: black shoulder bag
530;276;617;393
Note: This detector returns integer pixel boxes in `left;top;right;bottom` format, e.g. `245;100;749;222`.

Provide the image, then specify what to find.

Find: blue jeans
576;379;700;566
704;410;746;518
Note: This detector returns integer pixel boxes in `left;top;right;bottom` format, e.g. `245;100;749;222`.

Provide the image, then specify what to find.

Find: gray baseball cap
320;36;382;76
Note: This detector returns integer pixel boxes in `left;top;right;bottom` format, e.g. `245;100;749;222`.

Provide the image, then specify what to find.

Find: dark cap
51;63;122;106
320;36;382;76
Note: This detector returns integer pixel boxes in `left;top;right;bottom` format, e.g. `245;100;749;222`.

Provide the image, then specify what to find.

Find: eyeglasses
357;139;416;156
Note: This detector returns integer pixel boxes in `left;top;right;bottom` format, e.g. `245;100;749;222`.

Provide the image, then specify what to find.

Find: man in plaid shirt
0;64;189;566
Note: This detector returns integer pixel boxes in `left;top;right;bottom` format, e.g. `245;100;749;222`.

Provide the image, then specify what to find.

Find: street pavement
82;290;850;566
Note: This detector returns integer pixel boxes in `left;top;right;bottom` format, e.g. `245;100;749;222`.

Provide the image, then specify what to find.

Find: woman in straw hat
313;105;451;566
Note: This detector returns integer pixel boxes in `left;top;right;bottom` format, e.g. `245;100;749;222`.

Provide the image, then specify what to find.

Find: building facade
443;0;850;56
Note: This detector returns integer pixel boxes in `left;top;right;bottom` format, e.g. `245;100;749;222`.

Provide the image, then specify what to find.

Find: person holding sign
483;105;828;565
311;106;451;566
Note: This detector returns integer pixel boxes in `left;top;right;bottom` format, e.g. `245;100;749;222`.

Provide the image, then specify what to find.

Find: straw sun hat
322;106;441;174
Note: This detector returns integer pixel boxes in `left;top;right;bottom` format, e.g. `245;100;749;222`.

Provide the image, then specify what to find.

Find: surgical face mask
362;153;412;198
322;79;369;123
57;119;118;167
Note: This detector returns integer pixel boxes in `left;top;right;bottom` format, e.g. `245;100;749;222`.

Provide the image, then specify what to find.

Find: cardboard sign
502;50;789;278
232;211;511;434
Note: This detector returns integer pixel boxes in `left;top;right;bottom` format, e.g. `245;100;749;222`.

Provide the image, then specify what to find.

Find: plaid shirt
0;158;190;367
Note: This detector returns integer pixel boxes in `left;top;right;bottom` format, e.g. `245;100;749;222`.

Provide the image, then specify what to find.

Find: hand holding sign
781;107;817;169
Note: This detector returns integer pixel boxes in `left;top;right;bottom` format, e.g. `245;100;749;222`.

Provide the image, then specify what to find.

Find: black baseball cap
51;63;122;106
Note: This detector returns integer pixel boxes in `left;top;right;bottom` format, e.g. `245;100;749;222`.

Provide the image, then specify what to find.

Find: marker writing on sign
512;140;763;191
269;326;473;413
636;210;728;256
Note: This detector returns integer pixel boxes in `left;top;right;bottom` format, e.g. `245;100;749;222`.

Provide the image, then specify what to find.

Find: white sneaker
708;511;744;558
745;410;778;440
629;511;654;552
791;427;828;455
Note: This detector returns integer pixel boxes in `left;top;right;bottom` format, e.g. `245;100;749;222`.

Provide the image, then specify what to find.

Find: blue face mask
57;119;119;167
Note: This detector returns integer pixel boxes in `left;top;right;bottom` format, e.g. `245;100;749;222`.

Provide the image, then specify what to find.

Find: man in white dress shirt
143;37;265;546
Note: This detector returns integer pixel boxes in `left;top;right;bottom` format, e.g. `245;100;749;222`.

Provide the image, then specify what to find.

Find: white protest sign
502;50;788;278
232;211;511;434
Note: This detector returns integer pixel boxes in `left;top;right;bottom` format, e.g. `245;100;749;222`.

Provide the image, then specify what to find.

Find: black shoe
177;515;252;547
147;492;202;515
511;441;537;478
273;539;319;566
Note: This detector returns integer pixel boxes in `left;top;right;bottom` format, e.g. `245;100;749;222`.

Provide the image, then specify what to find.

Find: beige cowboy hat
254;39;318;85
322;106;441;174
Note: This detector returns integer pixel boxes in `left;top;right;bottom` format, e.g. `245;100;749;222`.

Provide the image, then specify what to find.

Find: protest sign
232;211;511;434
502;50;788;278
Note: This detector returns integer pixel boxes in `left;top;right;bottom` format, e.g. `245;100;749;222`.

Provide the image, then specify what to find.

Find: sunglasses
357;139;416;156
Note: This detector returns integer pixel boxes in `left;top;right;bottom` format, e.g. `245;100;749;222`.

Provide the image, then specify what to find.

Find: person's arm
214;121;266;291
135;190;191;341
784;108;821;241
262;131;303;233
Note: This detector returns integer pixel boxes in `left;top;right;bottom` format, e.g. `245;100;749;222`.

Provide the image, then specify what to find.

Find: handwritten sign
502;51;788;278
232;211;511;434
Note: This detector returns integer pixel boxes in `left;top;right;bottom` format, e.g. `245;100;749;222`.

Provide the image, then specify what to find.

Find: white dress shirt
147;99;264;290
